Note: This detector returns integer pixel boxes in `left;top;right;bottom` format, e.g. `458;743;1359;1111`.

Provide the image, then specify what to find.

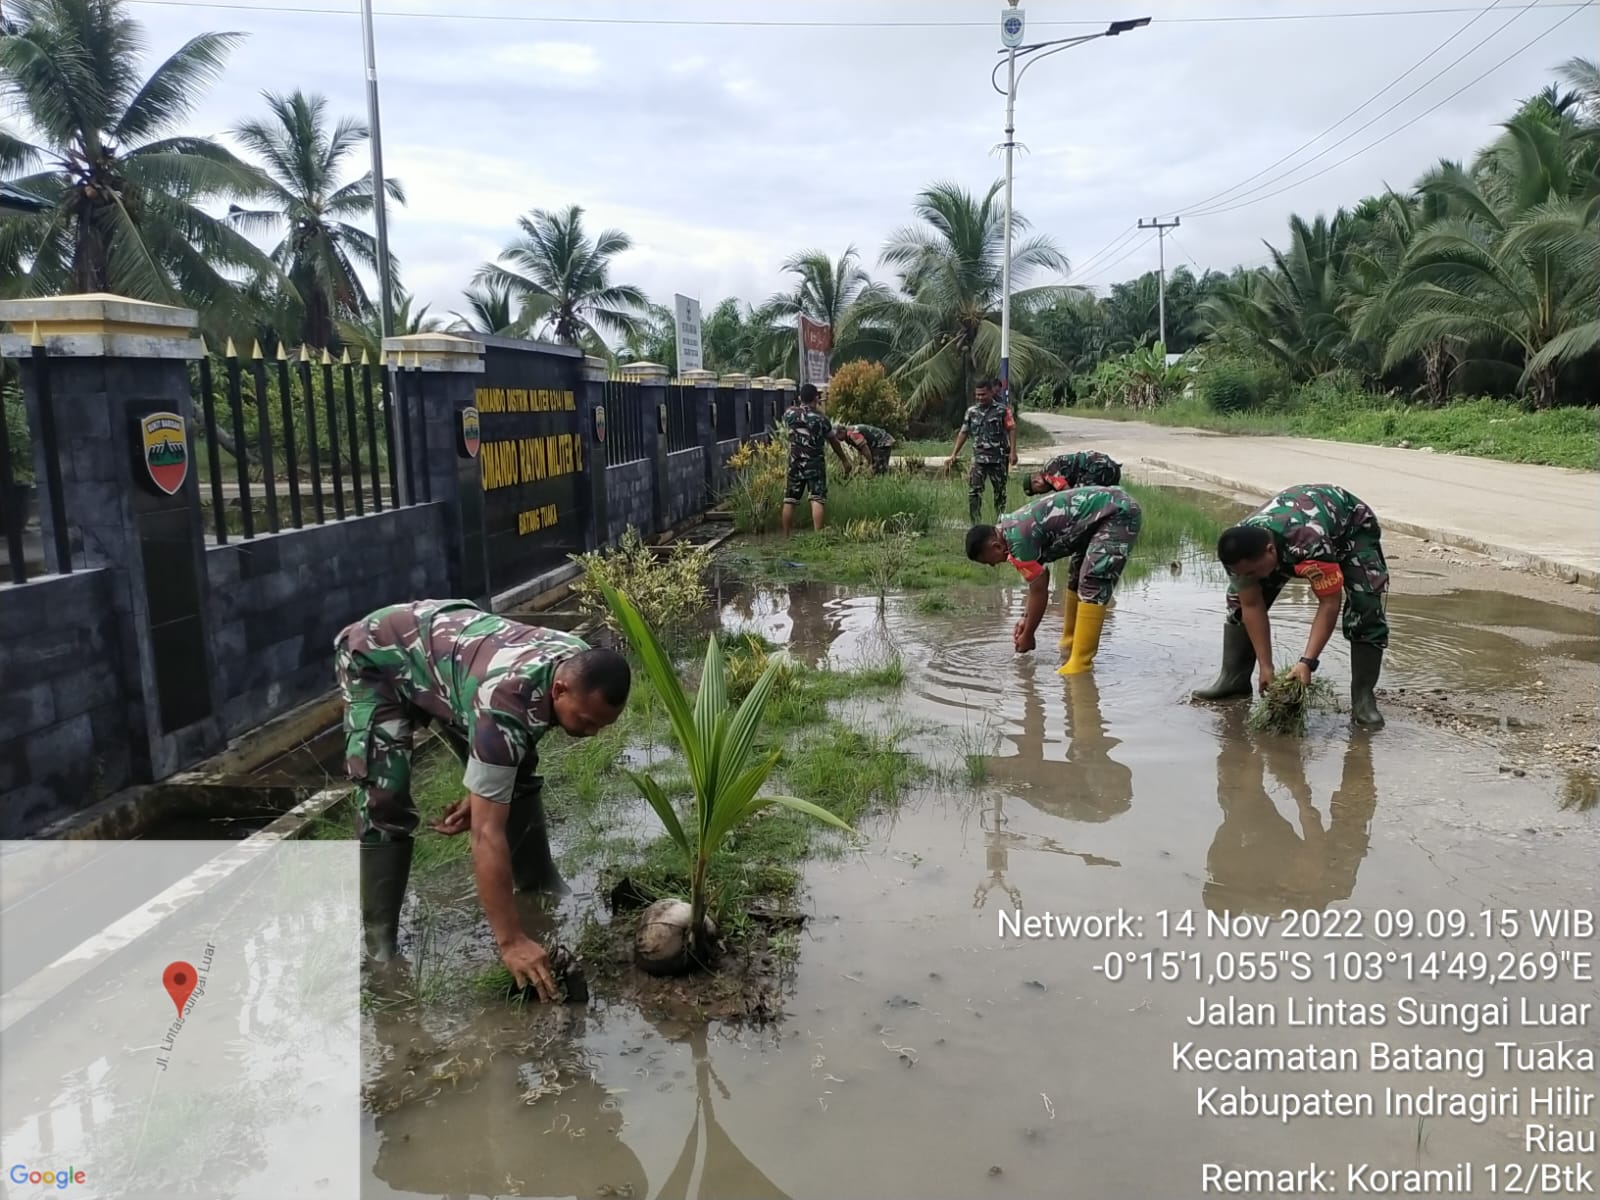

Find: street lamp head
1106;17;1152;35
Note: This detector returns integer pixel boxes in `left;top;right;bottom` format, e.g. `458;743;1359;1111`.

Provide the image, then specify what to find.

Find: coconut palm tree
756;246;893;374
0;0;272;319
864;180;1070;423
475;205;646;347
337;289;442;365
1383;114;1600;407
447;279;523;337
226;89;405;349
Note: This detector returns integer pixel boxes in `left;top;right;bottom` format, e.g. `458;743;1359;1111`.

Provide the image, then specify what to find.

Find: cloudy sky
118;0;1598;319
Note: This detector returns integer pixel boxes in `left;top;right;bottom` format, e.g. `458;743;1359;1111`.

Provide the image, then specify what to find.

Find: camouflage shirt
998;488;1135;582
961;401;1014;464
344;599;588;803
783;406;833;473
1228;484;1379;595
839;423;894;451
1038;450;1121;489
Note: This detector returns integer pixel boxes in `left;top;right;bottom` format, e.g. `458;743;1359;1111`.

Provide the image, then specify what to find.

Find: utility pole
360;0;395;342
1138;216;1180;348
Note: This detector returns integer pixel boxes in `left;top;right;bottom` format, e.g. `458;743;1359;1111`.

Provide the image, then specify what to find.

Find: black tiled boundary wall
0;298;790;836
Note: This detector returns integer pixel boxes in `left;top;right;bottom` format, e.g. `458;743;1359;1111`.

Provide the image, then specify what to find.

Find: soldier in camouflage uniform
1022;450;1123;496
336;599;631;996
835;422;897;475
965;487;1143;674
781;383;855;536
947;379;1017;523
1192;483;1388;729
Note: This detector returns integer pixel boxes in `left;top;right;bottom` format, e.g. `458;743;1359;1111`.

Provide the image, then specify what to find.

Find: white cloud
488;41;600;79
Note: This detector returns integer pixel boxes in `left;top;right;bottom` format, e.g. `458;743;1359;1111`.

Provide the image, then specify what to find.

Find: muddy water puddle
362;561;1598;1198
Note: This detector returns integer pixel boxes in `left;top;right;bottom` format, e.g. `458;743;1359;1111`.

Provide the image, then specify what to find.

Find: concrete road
1023;410;1600;587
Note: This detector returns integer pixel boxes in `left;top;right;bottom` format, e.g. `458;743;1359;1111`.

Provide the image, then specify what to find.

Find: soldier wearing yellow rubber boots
965;487;1144;674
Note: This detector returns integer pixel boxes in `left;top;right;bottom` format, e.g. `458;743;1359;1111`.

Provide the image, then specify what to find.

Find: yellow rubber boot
1058;591;1080;652
1058;601;1108;675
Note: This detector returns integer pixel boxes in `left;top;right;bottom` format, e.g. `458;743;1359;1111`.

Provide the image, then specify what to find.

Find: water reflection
971;795;1119;910
366;1004;650;1198
992;664;1134;823
1203;710;1378;914
655;1025;791;1200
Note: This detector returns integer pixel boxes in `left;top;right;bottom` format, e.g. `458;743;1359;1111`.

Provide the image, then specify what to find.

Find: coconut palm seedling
599;582;853;974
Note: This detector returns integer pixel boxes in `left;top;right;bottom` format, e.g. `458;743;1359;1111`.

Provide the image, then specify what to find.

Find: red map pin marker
163;961;197;1017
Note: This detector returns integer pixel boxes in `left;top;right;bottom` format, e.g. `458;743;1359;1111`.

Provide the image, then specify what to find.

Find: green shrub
1197;356;1290;414
569;527;714;639
825;359;909;436
3;381;32;483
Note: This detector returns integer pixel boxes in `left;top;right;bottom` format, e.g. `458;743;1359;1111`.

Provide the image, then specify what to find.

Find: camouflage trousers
784;459;827;504
1225;527;1390;647
869;446;892;475
1065;503;1143;605
968;460;1008;521
336;635;423;842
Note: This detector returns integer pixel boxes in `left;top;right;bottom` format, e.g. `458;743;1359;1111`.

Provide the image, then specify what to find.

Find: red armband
1008;555;1045;583
1294;560;1344;597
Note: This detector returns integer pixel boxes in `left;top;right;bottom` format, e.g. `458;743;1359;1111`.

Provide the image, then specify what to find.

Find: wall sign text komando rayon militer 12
139;412;188;495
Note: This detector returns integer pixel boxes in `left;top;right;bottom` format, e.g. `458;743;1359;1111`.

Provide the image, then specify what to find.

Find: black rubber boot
360;838;413;961
506;776;568;896
1350;642;1386;730
1191;621;1257;701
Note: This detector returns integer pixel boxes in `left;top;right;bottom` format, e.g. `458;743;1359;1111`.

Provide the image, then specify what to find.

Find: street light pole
994;13;1150;404
360;0;395;342
1000;41;1017;404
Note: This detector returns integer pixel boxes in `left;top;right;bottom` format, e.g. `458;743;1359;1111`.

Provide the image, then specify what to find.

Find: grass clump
1248;668;1340;735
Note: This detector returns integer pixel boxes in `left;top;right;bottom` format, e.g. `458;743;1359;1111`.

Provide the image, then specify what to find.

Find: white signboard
673;294;703;374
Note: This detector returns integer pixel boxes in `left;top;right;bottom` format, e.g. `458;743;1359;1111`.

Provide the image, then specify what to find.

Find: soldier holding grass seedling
965;487;1144;674
835;421;896;475
1022;450;1123;496
781;383;855;536
947;378;1018;523
1192;484;1389;730
336;600;631;999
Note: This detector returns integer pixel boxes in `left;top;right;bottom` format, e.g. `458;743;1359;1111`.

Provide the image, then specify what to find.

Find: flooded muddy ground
360;502;1599;1199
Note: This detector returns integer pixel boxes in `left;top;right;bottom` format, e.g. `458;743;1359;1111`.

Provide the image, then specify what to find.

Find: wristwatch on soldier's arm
1298;656;1319;673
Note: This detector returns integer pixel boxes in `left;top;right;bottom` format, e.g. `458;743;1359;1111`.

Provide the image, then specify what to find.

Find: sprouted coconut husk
1248;666;1340;736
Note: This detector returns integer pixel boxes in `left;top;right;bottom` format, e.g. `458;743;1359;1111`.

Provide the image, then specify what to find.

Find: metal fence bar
381;361;402;507
321;351;345;521
31;344;71;573
275;345;303;528
407;359;431;503
299;348;324;524
361;355;384;513
251;345;280;534
197;354;227;545
0;370;27;583
225;344;255;540
341;352;365;517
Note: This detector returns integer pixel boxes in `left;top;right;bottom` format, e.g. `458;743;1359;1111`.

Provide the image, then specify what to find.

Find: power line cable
1066;224;1142;281
1163;0;1514;217
1168;231;1203;270
1186;0;1592;218
1071;231;1158;288
120;0;1593;28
